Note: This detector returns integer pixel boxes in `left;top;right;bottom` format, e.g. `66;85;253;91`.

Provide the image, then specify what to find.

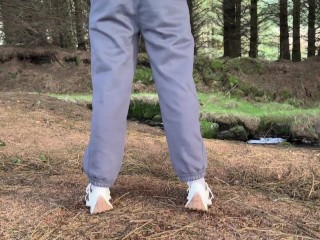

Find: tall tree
0;0;48;46
73;0;87;50
292;0;301;62
279;0;291;60
235;0;242;57
249;0;258;58
307;0;316;57
223;0;242;58
50;0;76;49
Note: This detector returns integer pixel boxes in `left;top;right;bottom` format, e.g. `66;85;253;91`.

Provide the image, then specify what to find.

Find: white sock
188;178;206;187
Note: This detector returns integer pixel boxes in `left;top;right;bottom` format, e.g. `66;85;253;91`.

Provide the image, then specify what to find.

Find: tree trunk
292;0;301;62
74;0;87;50
279;0;290;60
187;0;197;55
307;0;316;57
223;0;230;57
223;0;240;58
249;0;258;58
1;2;15;45
235;0;242;57
50;0;76;49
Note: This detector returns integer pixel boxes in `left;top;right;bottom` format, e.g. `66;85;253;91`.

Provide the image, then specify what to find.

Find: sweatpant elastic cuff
178;171;206;182
89;179;113;188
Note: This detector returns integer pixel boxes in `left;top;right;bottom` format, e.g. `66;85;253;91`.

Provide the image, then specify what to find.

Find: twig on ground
113;192;130;205
307;172;315;200
122;219;153;240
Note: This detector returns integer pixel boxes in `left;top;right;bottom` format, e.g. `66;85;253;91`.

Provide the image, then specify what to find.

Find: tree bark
74;0;87;50
223;0;241;58
307;0;316;57
292;0;301;62
249;0;258;58
223;0;230;57
279;0;291;60
235;0;242;57
50;0;76;49
187;0;197;55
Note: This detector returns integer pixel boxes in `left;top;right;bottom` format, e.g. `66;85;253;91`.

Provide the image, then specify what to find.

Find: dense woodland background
0;0;319;61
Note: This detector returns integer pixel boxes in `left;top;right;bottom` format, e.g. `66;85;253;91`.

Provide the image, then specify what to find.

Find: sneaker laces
206;183;214;201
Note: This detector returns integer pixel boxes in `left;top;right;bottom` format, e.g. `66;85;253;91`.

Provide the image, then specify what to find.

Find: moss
128;96;160;120
217;125;248;141
200;121;219;139
259;116;293;137
230;125;249;141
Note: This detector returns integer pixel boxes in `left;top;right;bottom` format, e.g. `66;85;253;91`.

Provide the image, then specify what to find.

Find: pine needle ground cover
1;92;319;239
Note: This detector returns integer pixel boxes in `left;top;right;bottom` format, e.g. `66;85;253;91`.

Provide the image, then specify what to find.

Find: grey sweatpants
83;0;208;188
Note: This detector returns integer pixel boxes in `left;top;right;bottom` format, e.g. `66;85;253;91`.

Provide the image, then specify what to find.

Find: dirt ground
0;92;320;240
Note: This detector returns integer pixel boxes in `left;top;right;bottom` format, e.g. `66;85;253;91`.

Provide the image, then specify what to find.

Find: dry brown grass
0;92;319;239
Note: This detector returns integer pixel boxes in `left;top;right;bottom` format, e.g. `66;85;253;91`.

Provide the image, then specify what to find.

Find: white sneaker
85;184;113;214
185;182;214;212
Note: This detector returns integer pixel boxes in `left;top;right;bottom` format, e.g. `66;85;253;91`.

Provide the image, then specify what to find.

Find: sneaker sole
91;196;113;214
185;193;208;212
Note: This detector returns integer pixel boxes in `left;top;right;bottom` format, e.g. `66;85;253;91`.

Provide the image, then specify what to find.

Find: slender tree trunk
74;0;87;50
235;0;242;57
51;0;76;49
223;0;240;58
279;0;291;60
307;0;316;57
187;0;197;55
249;0;258;58
292;0;301;62
223;0;230;57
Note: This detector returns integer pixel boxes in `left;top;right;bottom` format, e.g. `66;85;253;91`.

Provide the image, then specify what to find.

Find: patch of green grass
49;94;92;103
49;92;320;119
197;92;320;118
50;92;320;141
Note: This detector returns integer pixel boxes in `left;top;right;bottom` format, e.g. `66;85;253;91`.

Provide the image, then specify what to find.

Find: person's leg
83;0;139;189
138;0;213;211
138;0;207;183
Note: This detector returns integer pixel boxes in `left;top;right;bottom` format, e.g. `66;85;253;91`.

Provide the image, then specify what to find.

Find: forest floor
1;92;320;239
